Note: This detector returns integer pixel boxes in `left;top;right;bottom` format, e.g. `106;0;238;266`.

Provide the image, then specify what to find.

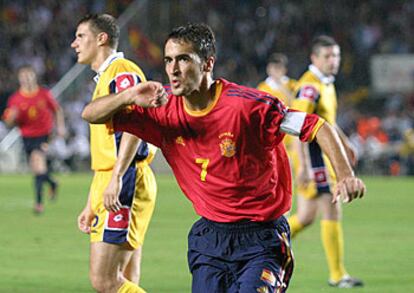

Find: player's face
268;63;287;81
71;22;99;66
312;45;341;76
18;68;37;88
164;39;205;96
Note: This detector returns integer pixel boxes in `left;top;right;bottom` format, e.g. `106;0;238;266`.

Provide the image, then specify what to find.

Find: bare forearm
112;133;141;178
82;89;132;124
85;191;92;209
334;124;352;148
55;107;65;129
297;139;311;170
315;122;354;179
82;81;167;124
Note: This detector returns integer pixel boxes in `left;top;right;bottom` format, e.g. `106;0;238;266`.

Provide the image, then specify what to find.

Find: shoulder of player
8;91;21;101
297;70;320;84
296;71;321;91
256;80;267;90
108;58;145;77
111;57;136;67
38;86;52;94
223;80;270;101
287;78;297;89
222;80;283;111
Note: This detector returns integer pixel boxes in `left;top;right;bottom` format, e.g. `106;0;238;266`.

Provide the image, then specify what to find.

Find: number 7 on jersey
195;158;210;181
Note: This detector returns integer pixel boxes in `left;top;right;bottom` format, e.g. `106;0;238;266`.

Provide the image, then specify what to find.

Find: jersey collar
183;79;223;117
309;64;335;85
93;52;124;83
265;76;289;90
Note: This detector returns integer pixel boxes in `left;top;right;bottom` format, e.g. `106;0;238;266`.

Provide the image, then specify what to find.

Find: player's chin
171;87;184;96
77;57;88;65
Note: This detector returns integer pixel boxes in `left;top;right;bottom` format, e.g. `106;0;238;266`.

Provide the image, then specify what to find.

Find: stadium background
0;0;413;292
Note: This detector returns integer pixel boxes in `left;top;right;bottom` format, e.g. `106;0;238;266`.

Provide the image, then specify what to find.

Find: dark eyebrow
165;54;192;59
176;54;191;59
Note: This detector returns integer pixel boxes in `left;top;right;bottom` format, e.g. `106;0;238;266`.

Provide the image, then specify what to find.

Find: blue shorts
188;216;294;293
22;135;49;156
90;161;157;249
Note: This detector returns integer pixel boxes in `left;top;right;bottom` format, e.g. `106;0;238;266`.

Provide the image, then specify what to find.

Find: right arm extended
82;81;167;124
103;133;142;212
295;139;313;188
314;122;365;203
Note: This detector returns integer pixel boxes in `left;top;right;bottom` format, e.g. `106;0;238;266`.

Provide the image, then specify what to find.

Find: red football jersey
111;79;323;222
4;88;58;137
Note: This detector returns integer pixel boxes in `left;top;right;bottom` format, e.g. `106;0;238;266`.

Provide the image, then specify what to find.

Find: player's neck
184;76;216;111
20;84;39;95
91;48;116;72
270;74;284;83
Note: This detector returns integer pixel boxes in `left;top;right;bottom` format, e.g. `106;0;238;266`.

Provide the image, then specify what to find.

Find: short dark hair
267;53;288;67
78;14;120;49
16;64;35;73
311;35;338;55
166;23;216;60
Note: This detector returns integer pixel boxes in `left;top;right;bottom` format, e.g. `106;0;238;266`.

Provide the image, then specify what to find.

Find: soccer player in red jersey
82;23;365;292
3;65;65;214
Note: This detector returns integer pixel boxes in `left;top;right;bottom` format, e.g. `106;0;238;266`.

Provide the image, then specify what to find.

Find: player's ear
310;52;318;65
97;32;109;46
203;56;215;72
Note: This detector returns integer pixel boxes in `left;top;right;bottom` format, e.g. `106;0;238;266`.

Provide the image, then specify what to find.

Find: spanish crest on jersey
219;132;236;158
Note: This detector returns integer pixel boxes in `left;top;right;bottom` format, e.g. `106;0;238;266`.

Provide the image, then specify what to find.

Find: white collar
265;75;289;90
93;52;124;83
309;64;335;84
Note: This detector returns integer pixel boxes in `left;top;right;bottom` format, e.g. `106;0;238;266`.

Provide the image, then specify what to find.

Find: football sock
117;280;146;293
34;175;44;204
287;214;304;238
321;220;346;282
44;172;56;187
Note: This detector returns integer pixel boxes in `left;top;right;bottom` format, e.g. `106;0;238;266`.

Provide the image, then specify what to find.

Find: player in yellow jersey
288;36;362;288
257;53;297;160
71;14;156;293
257;53;296;106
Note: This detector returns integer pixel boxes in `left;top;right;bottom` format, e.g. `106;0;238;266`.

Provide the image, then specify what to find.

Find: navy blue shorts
188;216;294;293
22;135;49;156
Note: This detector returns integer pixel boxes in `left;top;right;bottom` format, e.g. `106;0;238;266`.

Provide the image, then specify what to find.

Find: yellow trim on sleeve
309;118;325;141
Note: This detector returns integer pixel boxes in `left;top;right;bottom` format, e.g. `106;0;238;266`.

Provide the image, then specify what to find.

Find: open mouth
171;80;181;88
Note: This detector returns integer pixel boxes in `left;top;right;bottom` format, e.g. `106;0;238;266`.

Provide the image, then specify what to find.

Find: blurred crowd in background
0;0;413;175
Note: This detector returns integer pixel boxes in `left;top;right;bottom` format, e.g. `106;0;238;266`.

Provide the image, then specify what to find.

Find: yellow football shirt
90;53;147;171
257;76;296;106
292;65;337;197
292;66;337;124
258;76;297;150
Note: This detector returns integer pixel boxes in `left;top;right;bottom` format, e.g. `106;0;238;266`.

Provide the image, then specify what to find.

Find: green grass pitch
0;173;413;292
